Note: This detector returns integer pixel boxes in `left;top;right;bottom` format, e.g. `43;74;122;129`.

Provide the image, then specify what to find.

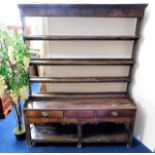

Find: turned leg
77;123;82;148
24;116;32;148
127;122;134;148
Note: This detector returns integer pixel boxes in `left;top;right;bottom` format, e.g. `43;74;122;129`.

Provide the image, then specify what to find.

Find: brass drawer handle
111;111;119;117
41;111;49;117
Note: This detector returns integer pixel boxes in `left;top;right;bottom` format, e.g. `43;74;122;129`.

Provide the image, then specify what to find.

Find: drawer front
65;110;94;118
97;109;135;118
26;111;63;118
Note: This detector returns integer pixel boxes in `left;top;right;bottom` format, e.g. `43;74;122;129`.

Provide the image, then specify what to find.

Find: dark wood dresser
0;95;12;118
18;4;147;148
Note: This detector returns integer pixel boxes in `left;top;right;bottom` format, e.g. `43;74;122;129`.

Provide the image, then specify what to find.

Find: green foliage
0;29;31;103
0;29;31;132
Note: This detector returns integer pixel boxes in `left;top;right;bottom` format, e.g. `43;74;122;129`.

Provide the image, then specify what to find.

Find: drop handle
111;111;119;117
41;111;49;117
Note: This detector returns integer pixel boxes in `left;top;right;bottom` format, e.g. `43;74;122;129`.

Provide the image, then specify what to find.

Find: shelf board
29;76;131;83
30;58;134;65
31;123;128;144
82;123;128;143
31;123;78;143
24;35;139;41
30;92;129;99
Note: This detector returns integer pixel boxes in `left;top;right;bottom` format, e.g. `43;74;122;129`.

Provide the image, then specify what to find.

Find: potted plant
0;29;31;140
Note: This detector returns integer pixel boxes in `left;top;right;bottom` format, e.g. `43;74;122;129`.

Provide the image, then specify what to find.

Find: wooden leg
77;124;82;148
28;142;32;148
77;143;82;148
24;117;32;148
127;123;134;148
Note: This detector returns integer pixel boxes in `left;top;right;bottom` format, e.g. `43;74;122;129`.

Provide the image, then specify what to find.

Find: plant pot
13;125;26;141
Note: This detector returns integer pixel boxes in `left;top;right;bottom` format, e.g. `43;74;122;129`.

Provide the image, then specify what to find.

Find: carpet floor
0;83;151;153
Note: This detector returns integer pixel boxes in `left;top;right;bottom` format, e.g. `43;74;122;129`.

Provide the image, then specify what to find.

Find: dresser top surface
18;3;148;8
26;98;136;110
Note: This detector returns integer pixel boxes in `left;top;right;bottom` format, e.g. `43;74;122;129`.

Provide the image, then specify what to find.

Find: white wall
130;1;155;152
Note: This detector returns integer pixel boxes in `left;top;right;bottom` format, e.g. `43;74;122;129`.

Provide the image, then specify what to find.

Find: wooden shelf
24;35;139;41
31;123;128;144
82;123;128;143
30;58;134;66
31;124;78;143
30;92;129;99
29;76;131;83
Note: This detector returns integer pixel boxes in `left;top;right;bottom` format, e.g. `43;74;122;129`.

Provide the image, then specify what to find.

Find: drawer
97;109;135;118
26;111;63;118
65;110;94;118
